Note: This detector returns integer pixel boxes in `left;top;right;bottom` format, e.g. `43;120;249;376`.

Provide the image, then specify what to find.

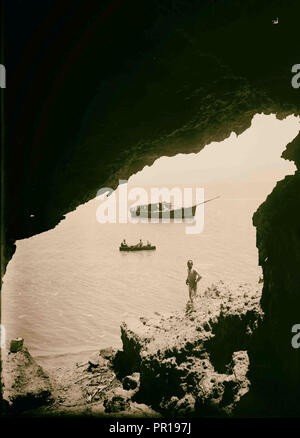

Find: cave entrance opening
2;113;300;359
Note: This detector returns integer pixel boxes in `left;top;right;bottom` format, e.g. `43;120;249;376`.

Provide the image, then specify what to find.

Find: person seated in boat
121;239;128;248
136;239;143;247
147;240;151;247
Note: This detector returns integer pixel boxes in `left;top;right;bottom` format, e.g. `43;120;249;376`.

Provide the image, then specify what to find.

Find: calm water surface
2;183;265;357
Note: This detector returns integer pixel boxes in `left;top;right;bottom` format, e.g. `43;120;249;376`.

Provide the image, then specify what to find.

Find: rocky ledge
113;281;263;417
2;347;53;413
1;281;263;417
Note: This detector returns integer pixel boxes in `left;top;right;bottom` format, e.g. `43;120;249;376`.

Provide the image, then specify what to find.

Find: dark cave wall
251;172;300;413
4;0;300;265
3;0;300;415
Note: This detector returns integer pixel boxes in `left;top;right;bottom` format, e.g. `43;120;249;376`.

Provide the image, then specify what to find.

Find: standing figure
186;259;201;303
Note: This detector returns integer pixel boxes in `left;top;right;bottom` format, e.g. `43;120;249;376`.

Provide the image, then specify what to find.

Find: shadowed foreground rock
2;347;53;412
113;282;263;417
1;282;263;418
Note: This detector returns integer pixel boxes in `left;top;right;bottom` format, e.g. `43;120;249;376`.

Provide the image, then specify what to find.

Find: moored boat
130;196;220;219
130;202;196;219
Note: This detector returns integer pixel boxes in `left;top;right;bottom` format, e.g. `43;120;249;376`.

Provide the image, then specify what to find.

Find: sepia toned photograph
1;0;300;427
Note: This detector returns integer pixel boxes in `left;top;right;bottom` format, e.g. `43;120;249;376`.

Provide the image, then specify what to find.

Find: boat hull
119;245;156;251
131;205;196;219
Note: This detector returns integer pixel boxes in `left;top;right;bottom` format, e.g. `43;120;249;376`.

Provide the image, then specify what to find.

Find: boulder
2;346;53;412
104;395;130;413
9;338;24;353
122;373;140;390
99;347;115;361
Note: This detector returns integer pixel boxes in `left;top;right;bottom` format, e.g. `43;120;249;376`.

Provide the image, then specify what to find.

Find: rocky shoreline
1;281;263;418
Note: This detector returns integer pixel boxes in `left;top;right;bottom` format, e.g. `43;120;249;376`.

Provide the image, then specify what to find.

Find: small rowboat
119;245;156;251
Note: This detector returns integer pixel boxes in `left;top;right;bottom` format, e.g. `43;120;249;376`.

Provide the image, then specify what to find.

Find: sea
3;113;299;361
1;180;272;360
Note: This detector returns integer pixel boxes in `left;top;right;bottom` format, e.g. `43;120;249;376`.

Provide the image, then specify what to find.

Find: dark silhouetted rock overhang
3;0;300;416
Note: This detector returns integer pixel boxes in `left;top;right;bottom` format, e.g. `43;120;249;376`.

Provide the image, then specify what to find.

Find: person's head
187;260;193;269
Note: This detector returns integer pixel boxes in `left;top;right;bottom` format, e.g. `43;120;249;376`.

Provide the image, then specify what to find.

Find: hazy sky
128;114;300;187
